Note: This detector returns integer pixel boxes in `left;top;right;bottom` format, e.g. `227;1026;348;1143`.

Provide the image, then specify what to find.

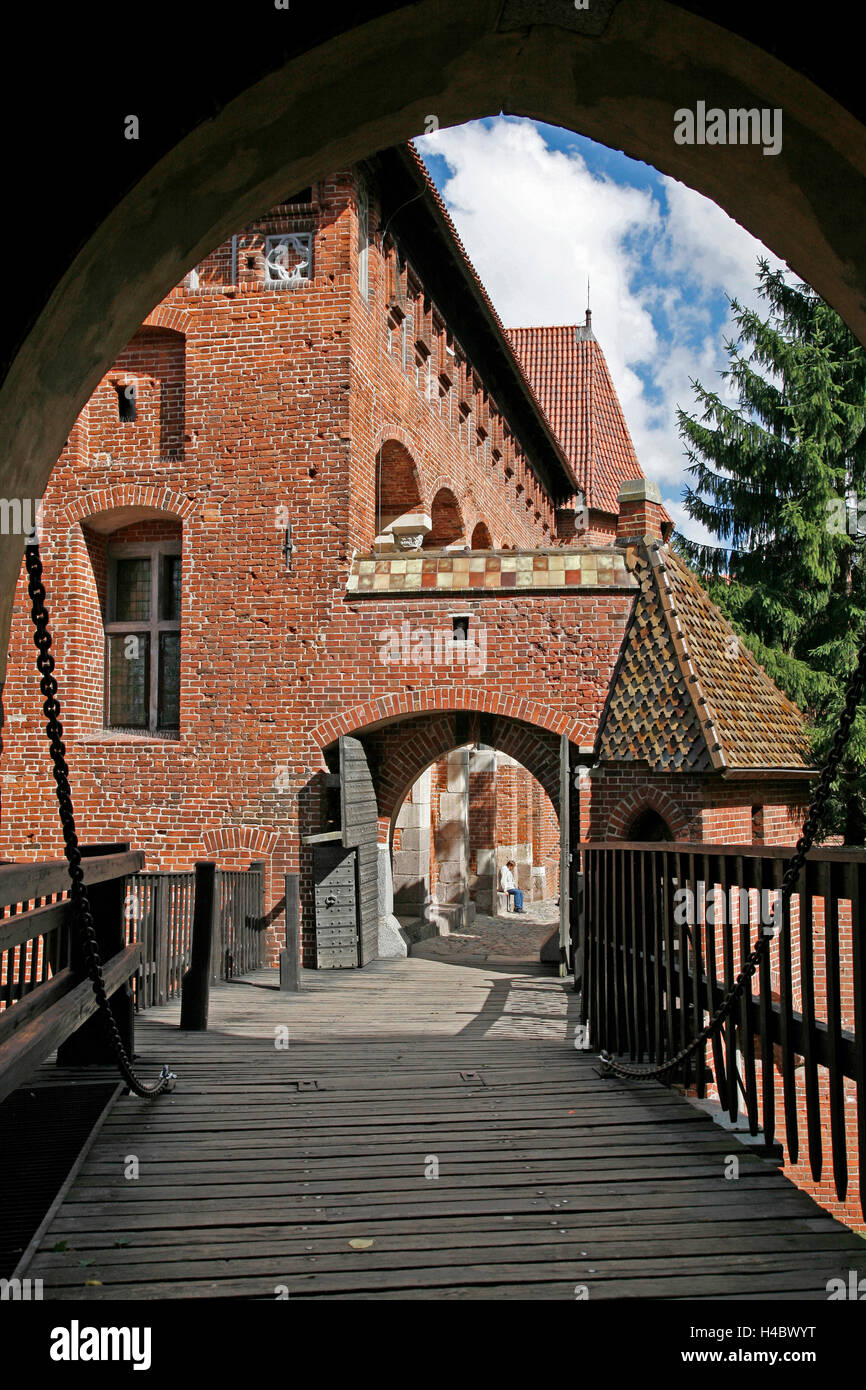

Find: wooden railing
126;871;194;1009
578;841;866;1219
126;861;265;1009
217;863;265;979
0;848;144;1104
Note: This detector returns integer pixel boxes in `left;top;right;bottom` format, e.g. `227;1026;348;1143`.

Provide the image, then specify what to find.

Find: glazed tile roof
598;545;812;771
346;547;635;593
507;324;655;517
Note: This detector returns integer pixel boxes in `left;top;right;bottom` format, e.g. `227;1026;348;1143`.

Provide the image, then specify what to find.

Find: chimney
616;478;666;543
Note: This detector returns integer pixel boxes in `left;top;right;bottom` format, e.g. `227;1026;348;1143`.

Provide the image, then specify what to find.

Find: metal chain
24;542;175;1098
598;618;866;1081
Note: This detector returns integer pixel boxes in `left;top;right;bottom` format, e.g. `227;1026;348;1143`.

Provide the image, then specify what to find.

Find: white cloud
415;118;788;544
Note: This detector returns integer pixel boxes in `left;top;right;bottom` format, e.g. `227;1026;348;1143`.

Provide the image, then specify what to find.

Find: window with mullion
105;543;181;734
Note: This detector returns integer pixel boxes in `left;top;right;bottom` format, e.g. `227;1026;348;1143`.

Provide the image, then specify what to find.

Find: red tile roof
507;323;647;516
598;543;812;771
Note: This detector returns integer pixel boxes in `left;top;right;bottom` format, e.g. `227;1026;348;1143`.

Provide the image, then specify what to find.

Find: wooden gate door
339;734;379;966
312;843;359;968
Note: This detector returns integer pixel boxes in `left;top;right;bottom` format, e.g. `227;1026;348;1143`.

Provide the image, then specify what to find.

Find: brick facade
0;162;812;978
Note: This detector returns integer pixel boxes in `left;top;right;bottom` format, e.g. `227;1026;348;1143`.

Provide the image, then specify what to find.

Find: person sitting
499;860;524;913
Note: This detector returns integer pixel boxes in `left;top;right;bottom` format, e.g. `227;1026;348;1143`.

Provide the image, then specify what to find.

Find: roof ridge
648;545;727;771
404;144;579;493
586;336;597;507
663;548;808;721
592;543;654;761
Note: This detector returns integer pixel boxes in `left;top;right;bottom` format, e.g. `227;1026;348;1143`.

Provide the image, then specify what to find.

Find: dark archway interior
627;808;674;842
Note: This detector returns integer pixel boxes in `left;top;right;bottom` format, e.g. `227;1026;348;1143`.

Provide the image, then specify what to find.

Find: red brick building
0;144;813;967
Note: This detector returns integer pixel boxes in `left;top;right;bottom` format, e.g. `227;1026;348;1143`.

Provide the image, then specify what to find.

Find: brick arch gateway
1;1;866;692
313;704;571;964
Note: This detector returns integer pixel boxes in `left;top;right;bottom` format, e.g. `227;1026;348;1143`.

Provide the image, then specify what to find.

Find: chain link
598;619;866;1081
24;542;175;1098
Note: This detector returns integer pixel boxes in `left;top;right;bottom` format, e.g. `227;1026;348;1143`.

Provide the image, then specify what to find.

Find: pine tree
674;259;866;842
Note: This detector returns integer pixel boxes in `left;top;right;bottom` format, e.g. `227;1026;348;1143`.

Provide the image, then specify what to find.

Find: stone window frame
263;232;313;288
356;174;370;300
104;539;182;737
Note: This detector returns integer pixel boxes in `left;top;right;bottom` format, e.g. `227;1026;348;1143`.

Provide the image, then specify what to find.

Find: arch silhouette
57;484;194;534
607;789;690;841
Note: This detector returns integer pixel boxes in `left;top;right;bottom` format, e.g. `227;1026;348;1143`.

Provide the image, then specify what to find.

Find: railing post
573;868;585;1004
250;860;266;970
280;872;302;991
57;842;133;1067
180;862;217;1031
155;874;169;1006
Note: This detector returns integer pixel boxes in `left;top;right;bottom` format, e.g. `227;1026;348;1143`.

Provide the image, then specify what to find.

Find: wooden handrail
582;839;866;862
0;945;142;1106
0;851;144;911
0;849;145;1097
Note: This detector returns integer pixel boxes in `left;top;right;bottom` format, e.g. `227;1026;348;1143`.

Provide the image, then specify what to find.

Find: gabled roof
507;322;649;516
597;543;813;773
369;145;579;502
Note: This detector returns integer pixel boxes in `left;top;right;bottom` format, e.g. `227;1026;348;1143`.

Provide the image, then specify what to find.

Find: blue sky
415;117;787;543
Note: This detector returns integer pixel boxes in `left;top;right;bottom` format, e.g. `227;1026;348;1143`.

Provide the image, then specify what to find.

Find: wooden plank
0;944;142;1105
756;854;775;1150
824;861;847;1202
0;898;68;955
800;859;823;1180
0;852;144;910
0;966;75;1046
777;854;799;1163
558;733;569;973
23;948;864;1301
736;852;759;1134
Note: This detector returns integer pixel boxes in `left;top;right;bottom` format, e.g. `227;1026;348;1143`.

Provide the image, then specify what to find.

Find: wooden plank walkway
26;956;866;1300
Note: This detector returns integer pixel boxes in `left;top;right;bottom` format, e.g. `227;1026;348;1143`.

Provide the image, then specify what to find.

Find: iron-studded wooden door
339;734;379;966
312;843;360;968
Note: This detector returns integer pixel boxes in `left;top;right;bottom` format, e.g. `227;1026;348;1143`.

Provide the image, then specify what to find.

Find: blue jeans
508;888;524;911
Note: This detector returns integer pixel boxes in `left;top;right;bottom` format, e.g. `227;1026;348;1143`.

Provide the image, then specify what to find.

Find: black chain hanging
24;542;175;1098
598;618;866;1082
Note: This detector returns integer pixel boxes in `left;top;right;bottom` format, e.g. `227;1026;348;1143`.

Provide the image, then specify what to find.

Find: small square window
115;382;137;423
264;234;312;288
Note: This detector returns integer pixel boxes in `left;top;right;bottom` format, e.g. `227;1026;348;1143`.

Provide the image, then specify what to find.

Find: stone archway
3;1;866;686
321;706;568;957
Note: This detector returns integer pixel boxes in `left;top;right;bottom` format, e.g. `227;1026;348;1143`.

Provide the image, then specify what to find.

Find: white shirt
500;865;516;892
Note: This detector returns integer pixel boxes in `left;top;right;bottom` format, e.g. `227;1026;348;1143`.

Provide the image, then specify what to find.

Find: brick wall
0;167;807;977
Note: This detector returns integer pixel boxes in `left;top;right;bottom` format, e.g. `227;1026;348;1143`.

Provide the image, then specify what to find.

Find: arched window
106;540;181;732
471;521;492;550
425;488;464;548
375;440;422;533
75;508;183;737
